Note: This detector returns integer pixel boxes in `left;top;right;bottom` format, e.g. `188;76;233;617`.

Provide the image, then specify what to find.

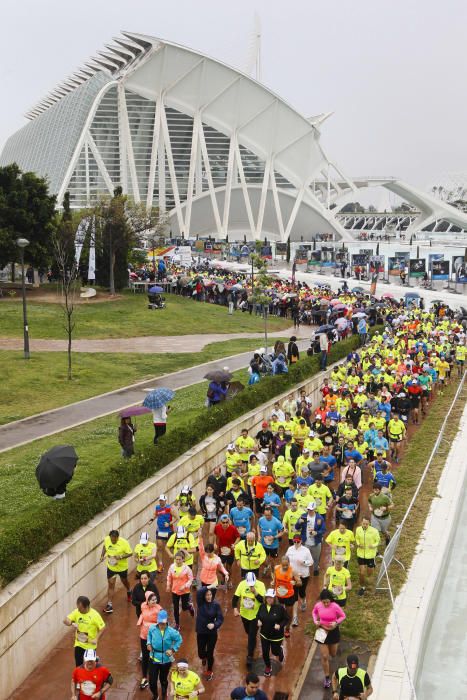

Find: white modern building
2;31;467;242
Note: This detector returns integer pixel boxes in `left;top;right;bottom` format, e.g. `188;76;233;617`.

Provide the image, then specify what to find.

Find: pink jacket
167;562;193;595
312;601;346;628
198;538;227;585
137;591;162;640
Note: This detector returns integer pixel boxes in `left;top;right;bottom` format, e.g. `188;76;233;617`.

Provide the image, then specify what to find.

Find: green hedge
0;331;372;584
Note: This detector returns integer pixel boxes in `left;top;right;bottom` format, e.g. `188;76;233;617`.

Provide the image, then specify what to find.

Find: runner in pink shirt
137;591;162;690
312;590;346;689
198;535;229;597
166;551;194;630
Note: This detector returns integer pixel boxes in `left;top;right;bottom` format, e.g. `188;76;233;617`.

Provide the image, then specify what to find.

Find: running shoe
292;615;299;627
246;656;254;668
205;671;214;681
174;623;181;631
227;581;233;589
157;563;164;573
103;603;113;614
358;587;365;596
300;601;307;612
264;667;272;678
140;679;149;689
324;677;331;688
127;590;132;602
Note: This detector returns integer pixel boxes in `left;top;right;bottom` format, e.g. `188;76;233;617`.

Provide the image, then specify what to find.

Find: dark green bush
0;331;377;583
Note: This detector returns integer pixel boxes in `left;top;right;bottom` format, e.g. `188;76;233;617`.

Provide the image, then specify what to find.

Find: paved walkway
0;336;309;453
0;327;301;354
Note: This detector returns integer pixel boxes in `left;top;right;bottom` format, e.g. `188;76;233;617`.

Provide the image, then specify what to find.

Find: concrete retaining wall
0;368;327;699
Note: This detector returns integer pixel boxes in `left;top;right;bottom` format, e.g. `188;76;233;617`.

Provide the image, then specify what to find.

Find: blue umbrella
149;285;164;293
143;388;175;409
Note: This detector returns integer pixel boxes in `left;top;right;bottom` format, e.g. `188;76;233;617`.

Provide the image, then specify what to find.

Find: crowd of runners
64;302;466;700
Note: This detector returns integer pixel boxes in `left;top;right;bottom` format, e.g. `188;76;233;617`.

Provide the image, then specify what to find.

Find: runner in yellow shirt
307;475;332;516
325;522;355;565
64;595;106;665
324;559;352;606
100;529;133;613
170;661;205;697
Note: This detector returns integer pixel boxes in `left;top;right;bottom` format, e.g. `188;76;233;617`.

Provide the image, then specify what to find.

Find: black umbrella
36;445;78;489
204;369;233;383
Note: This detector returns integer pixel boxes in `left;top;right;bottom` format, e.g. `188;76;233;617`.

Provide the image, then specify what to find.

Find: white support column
158;130;166;212
284;186;305;239
146;99;162;208
87;133;114;195
84;141;90;207
270;169;285;240
234;142;256;238
256;157;271;238
222;133;236;235
160;101;184;232
198;116;223;236
184;117;200;236
118;84;140;202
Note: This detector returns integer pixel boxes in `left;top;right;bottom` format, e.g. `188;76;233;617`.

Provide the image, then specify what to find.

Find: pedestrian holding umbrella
36;445;78;500
143;388;175;445
204;369;233;383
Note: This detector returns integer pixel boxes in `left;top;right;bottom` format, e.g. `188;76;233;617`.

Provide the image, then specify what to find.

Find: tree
52;192;79;380
0;163;57;272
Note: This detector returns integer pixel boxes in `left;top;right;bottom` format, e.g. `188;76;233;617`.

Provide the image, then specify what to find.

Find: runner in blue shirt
262;483;282;520
258;508;284;574
230;498;254;539
321;448;337;484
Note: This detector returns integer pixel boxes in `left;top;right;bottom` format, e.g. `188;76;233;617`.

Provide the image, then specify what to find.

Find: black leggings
140;638;150;678
295;576;310;600
153;424;167;444
241;617;258;658
148;661;171;698
260;637;283;667
74;646;85;667
172;592;190;625
197;632;218;671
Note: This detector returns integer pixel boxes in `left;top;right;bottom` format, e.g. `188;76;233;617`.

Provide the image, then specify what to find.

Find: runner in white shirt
286;535;313;626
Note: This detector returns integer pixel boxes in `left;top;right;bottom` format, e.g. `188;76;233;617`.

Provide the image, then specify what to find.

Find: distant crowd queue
65;306;465;699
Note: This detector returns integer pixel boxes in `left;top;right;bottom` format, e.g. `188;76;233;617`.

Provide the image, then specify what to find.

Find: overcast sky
1;0;466;193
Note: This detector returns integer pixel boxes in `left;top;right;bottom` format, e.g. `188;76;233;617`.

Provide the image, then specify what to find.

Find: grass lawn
0;368;247;555
0;292;290;339
0;338;282;424
335;380;467;646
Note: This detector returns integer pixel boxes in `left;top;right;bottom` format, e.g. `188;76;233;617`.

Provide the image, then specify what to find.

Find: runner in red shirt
214;514;240;587
71;649;113;700
251;467;275;513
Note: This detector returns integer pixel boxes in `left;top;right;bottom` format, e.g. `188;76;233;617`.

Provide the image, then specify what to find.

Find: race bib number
374;508;385;517
243;597;255;609
220;546;231;556
336;546;346;556
81;681;97;697
108;556;118;566
264;535;274;545
278;476;286;484
332;585;343;596
315;497;322;506
206;503;216;512
238;526;247;535
76;632;88;643
342;509;352;519
314;627;328;643
277;585;289;597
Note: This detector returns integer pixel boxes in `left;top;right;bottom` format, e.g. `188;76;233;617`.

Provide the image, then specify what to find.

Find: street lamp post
16;237;30;359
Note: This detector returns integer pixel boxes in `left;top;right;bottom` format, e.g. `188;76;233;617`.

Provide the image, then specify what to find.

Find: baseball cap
306;501;316;510
181;484;190;494
159;493;167;501
261;421;268;428
140;531;149;544
157;610;168;623
260;465;268;473
245;572;256;585
308;430;315;437
265;588;275;598
347;654;359;669
83;649;97;662
220;514;230;522
293;535;302;542
227;443;235;450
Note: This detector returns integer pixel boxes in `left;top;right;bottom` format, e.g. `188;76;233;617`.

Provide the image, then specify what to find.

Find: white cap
302;448;310;454
159;493;167;501
181;484;190;494
308;430;315;437
265;588;276;598
140;531;149;544
177;526;186;537
245;572;256;585
83;649;97;662
260;465;268;473
227;443;235;451
307;501;316;511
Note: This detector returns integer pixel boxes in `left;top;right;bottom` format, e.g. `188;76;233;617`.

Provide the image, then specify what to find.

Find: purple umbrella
120;406;152;418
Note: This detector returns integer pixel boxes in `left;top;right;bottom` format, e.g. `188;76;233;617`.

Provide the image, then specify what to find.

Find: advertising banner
452;255;467;283
276;243;287;255
369;255;385;273
432;260;449;280
307;250;322;267
352;254;368;266
409;258;426;278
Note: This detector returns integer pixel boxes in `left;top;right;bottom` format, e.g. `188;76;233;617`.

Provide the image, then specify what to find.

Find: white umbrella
353;312;367;318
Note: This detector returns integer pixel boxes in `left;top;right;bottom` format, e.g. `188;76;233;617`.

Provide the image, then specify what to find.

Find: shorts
107;567;128;580
334;597;346;607
318;626;340;645
156;533;170;541
277;592;297;606
389;435;403;443
456;359;464;365
264;547;279;558
371;514;391;533
357;556;376;568
220;553;234;566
